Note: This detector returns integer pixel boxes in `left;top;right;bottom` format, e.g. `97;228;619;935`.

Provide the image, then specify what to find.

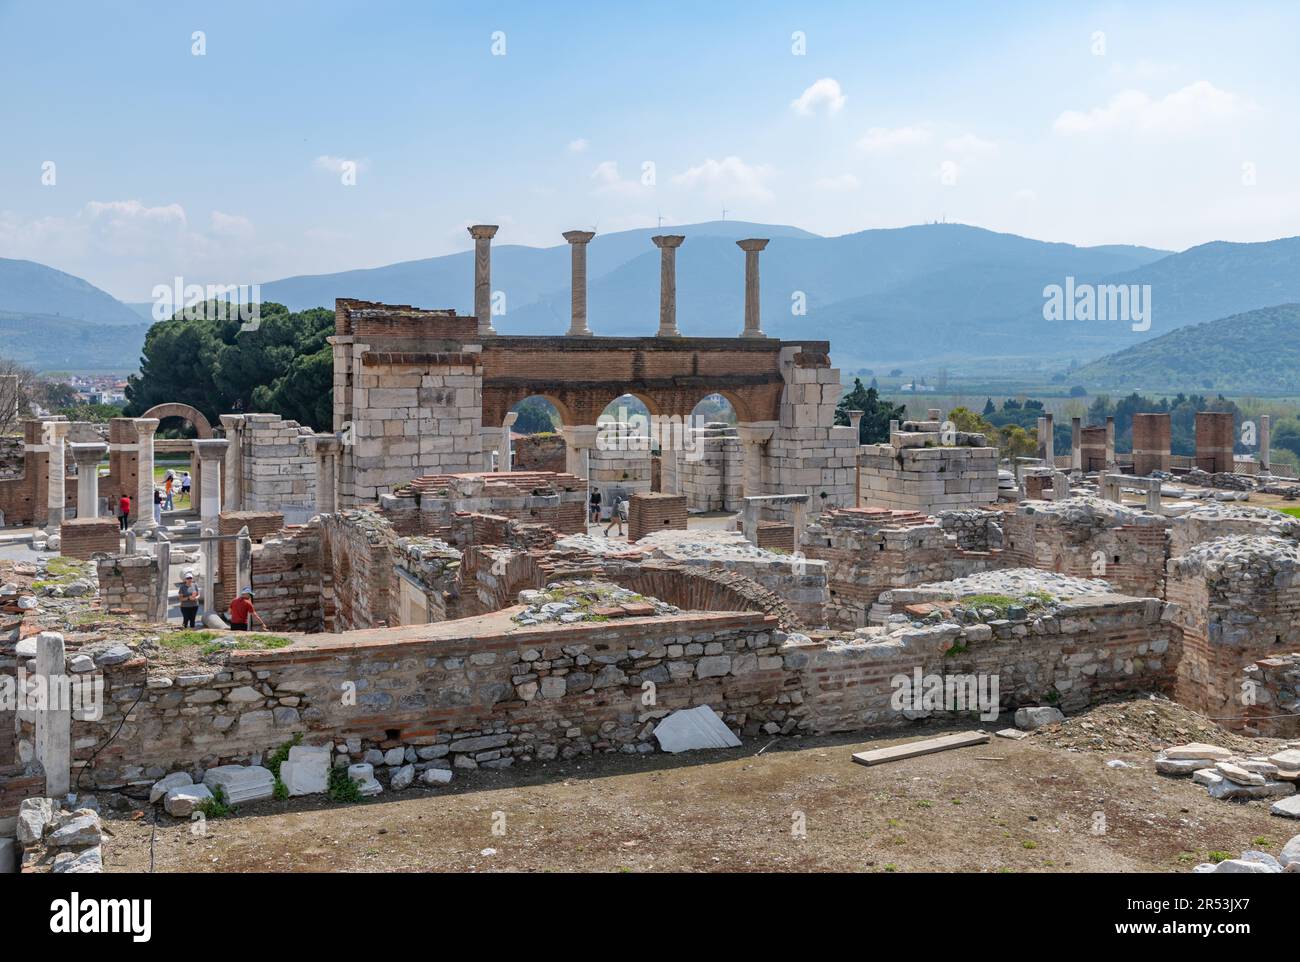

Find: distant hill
0;310;148;372
0;258;143;325
1072;304;1300;395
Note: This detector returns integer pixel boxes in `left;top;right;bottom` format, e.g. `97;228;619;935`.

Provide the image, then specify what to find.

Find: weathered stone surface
1270;796;1300;819
17;797;57;846
149;771;194;804
1165;742;1233;761
390;764;415;790
420;768;453;786
653;705;742;753
164;783;213;817
1014;706;1064;730
48;812;101;848
1215;761;1265;786
280;744;330;796
51;845;103;874
203;765;275;804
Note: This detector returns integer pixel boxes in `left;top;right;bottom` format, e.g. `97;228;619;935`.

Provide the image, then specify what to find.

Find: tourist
118;493;131;530
227;586;267;632
589;486;602;524
163;470;175;511
181;471;191;504
604;493;628;537
153;487;163;525
178;570;201;629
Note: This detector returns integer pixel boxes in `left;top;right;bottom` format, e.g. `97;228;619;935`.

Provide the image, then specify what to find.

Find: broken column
1080;425;1106;473
1043;413;1055;466
132;417;159;534
1071;417;1082;472
651;234;685;337
1132;413;1171;476
563;425;599;479
1195;411;1235;474
43;420;70;533
736;238;769;338
563;229;595;335
468;224;499;336
193;438;229;534
151;531;171;622
736;423;774;498
34;631;70;798
69;441;108;518
312;433;341;514
1260;414;1271;474
1105;416;1116;471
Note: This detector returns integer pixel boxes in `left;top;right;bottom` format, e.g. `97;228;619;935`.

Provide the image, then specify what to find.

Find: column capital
563;229;595;245
736;237;769;253
133;417;160;438
468;224;499;241
219;413;246;431
193;438;230;461
312;433;343;454
651;234;685;249
69;441;109;465
43;419;71;439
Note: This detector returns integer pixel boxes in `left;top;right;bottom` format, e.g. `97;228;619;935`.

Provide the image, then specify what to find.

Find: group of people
113;471;191;529
177;572;268;632
588;486;629;537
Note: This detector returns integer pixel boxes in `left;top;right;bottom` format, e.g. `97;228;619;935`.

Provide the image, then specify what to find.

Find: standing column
1105;416;1116;471
563;426;599;479
736;423;774;499
502;412;518;472
1036;417;1048;463
132;418;160;534
1260;414;1271;474
219;414;245;511
563;230;595;335
1070;417;1082;473
34;632;70;798
194;439;229;534
1043;413;1055;466
468;224;499;336
313;434;341;514
43;420;71;533
70;442;108;519
846;410;864;506
651;234;685;337
736;238;770;338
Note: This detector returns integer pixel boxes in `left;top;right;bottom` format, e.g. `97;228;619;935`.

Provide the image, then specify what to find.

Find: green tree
834;378;907;443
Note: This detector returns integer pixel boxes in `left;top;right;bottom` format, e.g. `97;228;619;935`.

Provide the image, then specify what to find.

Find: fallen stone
1156;755;1221;776
1014;706;1064;730
51;845;102;874
149;771;194;804
203;765;275;804
94;645;132;667
383;747;405;767
1281;835;1300;867
279;744;330;797
164;783;213;817
420;768;453;786
994;728;1028;740
1213;858;1280;874
1268;749;1300;771
1207;778;1294;801
1270;795;1300;819
653;705;742;753
48;812;101;848
390;764;415;790
1164;742;1234;761
1215;761;1265;786
16;797;56;846
347;763;382;797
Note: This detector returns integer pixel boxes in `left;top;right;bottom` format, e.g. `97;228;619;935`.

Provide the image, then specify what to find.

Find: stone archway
139;403;214;438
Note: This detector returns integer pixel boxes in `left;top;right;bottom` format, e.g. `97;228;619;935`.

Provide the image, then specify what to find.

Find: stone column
70;441;108;519
132;418;160;534
1260;414;1271;473
1036;417;1047;463
468;224;499;336
202;526;217;616
34;631;70;798
736;423;775;499
563;230;595;335
1070;417;1082;473
846;410;864;506
219;414;246;511
1105;416;1116;471
651;234;685;337
151;531;171;623
313;434;341;514
736;238;770;338
236;526;252;600
1043;413;1055;466
194;438;229;535
43;420;70;533
563;425;599;479
501;412;518;472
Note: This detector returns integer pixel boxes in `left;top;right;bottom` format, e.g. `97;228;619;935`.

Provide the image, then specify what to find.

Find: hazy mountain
0;310;148;372
0;258;143;325
1072;303;1300;395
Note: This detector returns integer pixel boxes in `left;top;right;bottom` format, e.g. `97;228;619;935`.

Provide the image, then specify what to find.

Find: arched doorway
505;396;565;474
140;403;212;514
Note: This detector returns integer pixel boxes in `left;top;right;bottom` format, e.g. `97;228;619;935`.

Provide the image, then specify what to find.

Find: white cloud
590;160;645;197
313;154;367;175
812;173;860;191
210;211;254;237
1053;81;1251;137
944;133;997;156
672;156;775;202
857;125;932;152
791;77;845;116
567;138;590;153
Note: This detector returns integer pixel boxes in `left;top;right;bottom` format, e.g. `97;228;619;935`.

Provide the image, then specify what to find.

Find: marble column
1043;413;1055;465
34;632;70;798
132;418;159;533
736;238;770;338
313;434;341;514
1105;416;1116;471
1261;414;1271;473
1070;417;1082;473
846;410;864;506
651;234;685;337
468;224;499;335
219;414;246;511
193;438;229;534
563;425;599;479
70;441;108;519
563;230;595;335
736;422;775;499
43;420;70;533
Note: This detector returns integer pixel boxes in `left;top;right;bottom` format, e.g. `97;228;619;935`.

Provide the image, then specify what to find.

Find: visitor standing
178;570;201;629
118;493;131;530
589;486;602;524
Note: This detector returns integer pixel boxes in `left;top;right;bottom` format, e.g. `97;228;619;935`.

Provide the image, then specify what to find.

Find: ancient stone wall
387;470;586;538
859;420;999;514
676;423;743;511
1241;653;1300;738
627;492;687;542
250;525;324;634
238;414;317;520
95;554;159;617
59;518;120;560
511;434;566;474
0;421;46;526
217;511;286;613
1168;504;1300;559
320;510;399;632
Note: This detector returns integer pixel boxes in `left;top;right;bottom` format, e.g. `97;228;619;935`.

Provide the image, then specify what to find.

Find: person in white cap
178;569;201;628
228;586;268;632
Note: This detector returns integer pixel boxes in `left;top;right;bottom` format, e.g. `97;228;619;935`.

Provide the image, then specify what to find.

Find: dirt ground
102;699;1296;874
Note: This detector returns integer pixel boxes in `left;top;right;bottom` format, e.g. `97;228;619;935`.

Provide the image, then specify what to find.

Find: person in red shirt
227;587;268;631
118;494;131;531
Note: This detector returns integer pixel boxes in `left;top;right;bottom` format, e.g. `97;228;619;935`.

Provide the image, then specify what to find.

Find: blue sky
2;0;1297;299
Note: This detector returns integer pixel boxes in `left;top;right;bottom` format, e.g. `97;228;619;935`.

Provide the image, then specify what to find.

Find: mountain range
3;222;1300;383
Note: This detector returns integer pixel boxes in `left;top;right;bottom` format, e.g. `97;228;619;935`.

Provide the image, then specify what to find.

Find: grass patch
33;557;91;590
1207;850;1232;863
160;629;220;650
195;784;232;819
161;629;293;656
1274;506;1300;519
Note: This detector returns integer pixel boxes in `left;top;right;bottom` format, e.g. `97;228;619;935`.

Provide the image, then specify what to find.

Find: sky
1;0;1298;300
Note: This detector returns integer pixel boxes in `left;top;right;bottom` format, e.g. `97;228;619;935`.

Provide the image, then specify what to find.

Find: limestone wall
238;414;317;520
1241;653;1300;738
859;431;999;514
677;423;743;512
95;554;159;617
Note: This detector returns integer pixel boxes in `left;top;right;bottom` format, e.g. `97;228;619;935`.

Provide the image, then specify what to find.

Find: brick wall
512;434;566;474
95;554;159;617
627;493;687;542
59;517;120;560
249;525;323;633
218;511;286;612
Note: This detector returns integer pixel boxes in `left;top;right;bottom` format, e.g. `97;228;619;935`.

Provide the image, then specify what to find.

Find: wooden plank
852;730;991;767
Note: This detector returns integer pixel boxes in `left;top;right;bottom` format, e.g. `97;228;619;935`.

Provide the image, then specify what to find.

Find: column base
739;330;768;339
656;328;682;337
566;326;593;336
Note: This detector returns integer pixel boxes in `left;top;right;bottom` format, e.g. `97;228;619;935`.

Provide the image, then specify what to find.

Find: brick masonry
59;517;120;560
627;492;687;542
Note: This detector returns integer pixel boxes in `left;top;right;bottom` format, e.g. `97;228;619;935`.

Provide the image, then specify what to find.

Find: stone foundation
59;518;120;560
627;492;687;542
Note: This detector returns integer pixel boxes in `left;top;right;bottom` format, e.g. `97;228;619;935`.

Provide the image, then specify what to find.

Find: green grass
160;628;293;656
32;557;91;590
1274;507;1300;519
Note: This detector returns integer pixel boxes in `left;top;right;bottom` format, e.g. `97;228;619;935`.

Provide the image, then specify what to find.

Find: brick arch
688;389;743;424
139;403;213;438
596;390;662;422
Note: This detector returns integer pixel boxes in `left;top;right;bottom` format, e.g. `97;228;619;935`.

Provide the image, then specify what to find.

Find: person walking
180;471;192;505
589;486;602;525
118;493;131;530
153;487;163;525
178;570;201;629
604;493;628;537
163;471;175;511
